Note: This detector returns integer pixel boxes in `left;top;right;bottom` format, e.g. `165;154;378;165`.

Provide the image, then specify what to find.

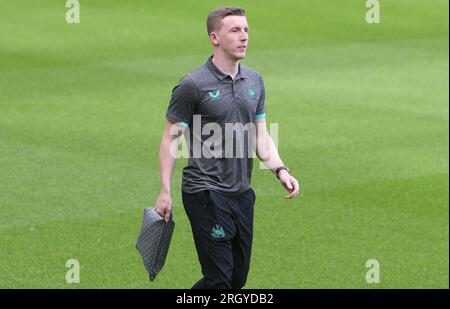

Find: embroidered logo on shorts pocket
210;224;225;239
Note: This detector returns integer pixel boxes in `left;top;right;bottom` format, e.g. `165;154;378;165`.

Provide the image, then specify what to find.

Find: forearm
159;138;177;194
255;128;300;198
159;123;182;195
256;131;285;175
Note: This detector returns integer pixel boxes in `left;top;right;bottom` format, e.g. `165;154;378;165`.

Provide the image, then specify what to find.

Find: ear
209;32;220;46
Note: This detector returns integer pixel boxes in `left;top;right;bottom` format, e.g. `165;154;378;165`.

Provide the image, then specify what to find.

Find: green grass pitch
0;0;448;288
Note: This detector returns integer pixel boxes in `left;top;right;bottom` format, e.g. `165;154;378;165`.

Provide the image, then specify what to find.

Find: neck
211;50;240;79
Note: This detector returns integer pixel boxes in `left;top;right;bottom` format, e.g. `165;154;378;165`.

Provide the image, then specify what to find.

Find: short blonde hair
206;6;246;35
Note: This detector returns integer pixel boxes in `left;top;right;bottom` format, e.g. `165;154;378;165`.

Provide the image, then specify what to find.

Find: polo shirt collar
206;55;246;81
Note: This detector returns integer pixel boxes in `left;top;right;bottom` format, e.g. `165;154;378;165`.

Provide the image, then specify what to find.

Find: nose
240;32;248;42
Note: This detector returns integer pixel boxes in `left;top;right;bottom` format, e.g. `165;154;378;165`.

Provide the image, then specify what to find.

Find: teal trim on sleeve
255;113;266;119
178;121;189;127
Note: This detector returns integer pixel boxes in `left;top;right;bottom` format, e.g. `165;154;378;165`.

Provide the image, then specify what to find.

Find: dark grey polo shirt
166;56;266;195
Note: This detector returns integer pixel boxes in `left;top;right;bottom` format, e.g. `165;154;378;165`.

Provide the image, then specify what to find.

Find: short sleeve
165;77;198;127
255;75;266;119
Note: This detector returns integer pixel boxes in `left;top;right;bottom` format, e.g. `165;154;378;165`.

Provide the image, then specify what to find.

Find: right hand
154;192;173;222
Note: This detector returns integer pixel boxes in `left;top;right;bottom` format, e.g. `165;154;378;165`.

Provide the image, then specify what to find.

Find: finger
285;192;295;199
293;180;300;196
155;208;164;218
292;180;299;195
285;179;293;190
285;181;295;198
285;180;299;199
164;210;171;222
286;192;297;199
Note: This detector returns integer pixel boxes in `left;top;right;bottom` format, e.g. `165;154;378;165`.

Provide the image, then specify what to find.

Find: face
211;15;249;60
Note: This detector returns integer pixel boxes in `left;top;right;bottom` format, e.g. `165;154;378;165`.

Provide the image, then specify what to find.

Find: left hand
278;170;300;199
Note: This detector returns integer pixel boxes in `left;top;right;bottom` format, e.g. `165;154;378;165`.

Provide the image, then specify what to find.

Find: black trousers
182;188;256;289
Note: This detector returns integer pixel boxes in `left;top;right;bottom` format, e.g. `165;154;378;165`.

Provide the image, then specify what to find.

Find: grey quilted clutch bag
135;208;175;281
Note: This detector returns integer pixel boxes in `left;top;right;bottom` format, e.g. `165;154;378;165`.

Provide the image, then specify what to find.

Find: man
155;7;300;289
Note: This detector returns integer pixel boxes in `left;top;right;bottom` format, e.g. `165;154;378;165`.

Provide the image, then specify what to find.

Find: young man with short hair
155;6;300;289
